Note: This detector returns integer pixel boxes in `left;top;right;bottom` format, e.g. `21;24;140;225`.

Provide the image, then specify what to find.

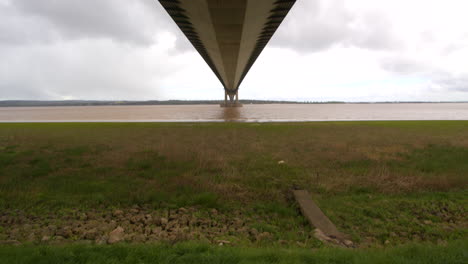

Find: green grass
0;240;466;264
0;121;466;251
319;190;467;245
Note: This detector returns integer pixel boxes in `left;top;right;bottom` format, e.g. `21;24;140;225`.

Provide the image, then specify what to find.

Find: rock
79;213;88;221
168;214;177;221
133;225;143;233
152;217;161;226
147;234;158;241
121;220;131;228
130;216;139;224
249;228;259;236
152;227;162;234
159;231;168;239
95;237;107;245
160;218;168;226
144;214;152;220
0;240;21;245
178;208;188;214
133;234;146;243
296;241;306;247
26;233;36;242
108;226;124;244
124;233;135;242
86;219;99;228
216;239;231;245
87;212;97;219
113;210;124;217
257;232;272;241
84;228;98;240
167;233;177;241
179;216;189;226
211;220;218;227
73;226;84;235
10;228;20;236
22;224;32;232
313;229;339;244
108;220;117;230
233;218;243;227
57;226;73;238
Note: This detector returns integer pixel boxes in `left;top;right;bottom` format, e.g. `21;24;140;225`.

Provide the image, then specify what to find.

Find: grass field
0;121;467;262
1;240;467;264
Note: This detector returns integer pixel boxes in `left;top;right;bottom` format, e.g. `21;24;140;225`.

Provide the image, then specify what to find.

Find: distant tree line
0;100;319;107
0;100;465;107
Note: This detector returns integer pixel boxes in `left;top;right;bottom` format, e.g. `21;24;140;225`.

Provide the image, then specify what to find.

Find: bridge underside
158;0;295;105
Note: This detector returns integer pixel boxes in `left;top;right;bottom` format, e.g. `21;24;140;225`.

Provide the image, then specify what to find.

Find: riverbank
0;122;467;262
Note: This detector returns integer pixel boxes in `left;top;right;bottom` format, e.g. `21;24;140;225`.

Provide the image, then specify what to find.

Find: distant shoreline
1;100;467;107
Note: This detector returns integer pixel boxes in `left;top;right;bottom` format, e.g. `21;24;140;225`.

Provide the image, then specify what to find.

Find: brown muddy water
1;103;468;122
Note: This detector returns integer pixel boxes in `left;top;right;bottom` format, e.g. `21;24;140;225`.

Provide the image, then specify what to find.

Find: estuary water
1;103;468;122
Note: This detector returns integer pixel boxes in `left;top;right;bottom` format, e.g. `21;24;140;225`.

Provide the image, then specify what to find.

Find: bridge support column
220;90;242;107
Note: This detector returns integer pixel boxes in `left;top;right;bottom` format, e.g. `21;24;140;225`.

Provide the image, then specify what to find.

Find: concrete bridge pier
221;90;242;107
158;0;295;109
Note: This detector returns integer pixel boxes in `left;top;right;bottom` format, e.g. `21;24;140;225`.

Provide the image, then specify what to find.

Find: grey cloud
271;0;353;51
1;0;466;101
0;3;57;45
6;0;174;46
0;83;49;100
0;0;197;101
380;57;430;75
433;74;468;92
381;56;468;93
349;12;401;50
0;40;180;100
271;0;400;52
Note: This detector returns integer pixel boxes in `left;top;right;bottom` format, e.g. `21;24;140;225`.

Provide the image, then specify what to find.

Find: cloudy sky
1;0;467;102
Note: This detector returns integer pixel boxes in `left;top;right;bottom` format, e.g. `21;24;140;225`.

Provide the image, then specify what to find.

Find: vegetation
0;121;467;262
1;240;467;264
0;100;315;107
6;100;466;107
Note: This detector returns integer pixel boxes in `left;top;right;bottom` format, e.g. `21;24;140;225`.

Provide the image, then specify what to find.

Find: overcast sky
1;0;467;101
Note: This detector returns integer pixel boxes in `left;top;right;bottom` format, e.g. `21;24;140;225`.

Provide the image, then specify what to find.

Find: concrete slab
293;190;346;240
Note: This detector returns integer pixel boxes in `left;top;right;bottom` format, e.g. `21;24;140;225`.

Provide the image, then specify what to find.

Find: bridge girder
158;0;296;99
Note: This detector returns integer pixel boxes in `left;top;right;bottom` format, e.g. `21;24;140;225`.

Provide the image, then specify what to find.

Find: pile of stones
0;206;275;246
